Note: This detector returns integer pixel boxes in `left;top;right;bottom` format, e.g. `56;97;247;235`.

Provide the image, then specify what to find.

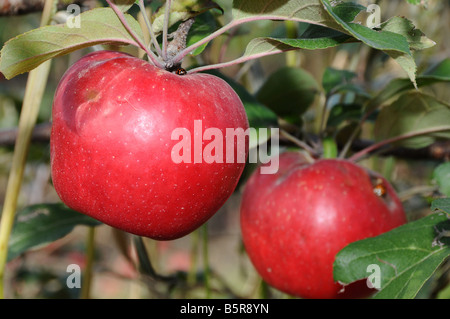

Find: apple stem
106;0;165;68
162;0;172;61
280;129;319;158
348;125;450;162
138;0;163;57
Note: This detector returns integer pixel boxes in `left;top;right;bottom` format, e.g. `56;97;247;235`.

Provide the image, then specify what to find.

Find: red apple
240;151;407;299
51;50;248;240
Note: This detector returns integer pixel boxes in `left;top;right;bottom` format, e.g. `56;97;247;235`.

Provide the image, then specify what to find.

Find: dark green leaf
186;12;219;56
321;0;417;86
374;92;450;149
365;59;450;114
334;213;450;299
327;103;363;128
433;163;450;197
8;203;102;261
256;67;319;122
321;0;410;53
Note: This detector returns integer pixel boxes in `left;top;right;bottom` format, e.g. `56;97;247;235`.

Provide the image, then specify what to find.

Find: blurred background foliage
0;0;448;298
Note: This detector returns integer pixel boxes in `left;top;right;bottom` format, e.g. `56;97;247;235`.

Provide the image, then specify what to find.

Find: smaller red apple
240;151;407;299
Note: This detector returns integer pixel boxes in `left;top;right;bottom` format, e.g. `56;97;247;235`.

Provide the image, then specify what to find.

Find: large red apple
240;151;407;299
51;50;248;240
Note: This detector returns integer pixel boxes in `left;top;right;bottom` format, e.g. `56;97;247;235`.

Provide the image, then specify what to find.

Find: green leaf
8;203;102;262
322;67;369;129
379;16;435;51
237;31;351;67
320;0;417;86
256;67;319;122
431;198;450;214
334;213;450;299
365;59;450;114
374;92;450;149
186;1;361;63
0;8;144;79
186;11;219;56
433;163;450;197
327;103;363;128
204;69;278;148
321;0;410;53
272;27;354;50
387;52;418;88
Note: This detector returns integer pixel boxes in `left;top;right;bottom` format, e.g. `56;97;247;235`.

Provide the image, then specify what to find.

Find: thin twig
348;126;450;162
280;129;319;157
172;14;332;66
138;0;162;57
105;0;164;68
173;20;238;66
1;122;448;160
0;122;51;146
162;0;172;61
0;0;95;16
338;111;371;159
398;185;438;202
188;47;298;74
218;27;239;64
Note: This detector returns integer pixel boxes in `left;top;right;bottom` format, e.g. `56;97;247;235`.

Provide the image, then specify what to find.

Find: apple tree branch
0;0;95;16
